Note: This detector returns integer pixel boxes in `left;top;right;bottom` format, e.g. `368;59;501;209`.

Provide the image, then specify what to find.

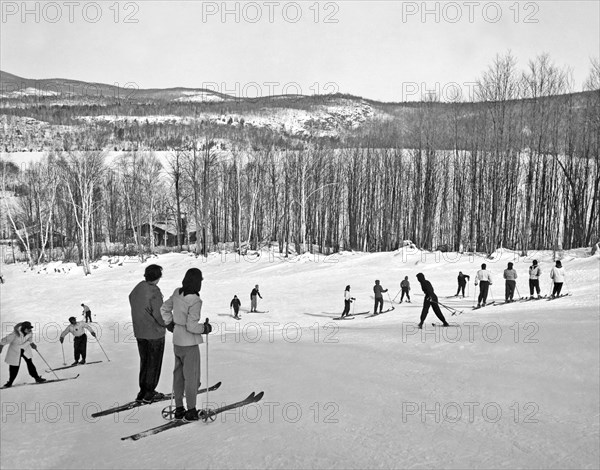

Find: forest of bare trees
1;54;598;268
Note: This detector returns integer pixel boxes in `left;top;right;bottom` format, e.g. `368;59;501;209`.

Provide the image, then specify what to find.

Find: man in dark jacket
230;295;242;319
129;264;167;403
416;273;449;329
455;272;470;297
250;285;262;312
373;280;388;314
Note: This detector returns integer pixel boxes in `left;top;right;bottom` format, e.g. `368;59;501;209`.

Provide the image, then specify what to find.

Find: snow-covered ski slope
1;248;598;469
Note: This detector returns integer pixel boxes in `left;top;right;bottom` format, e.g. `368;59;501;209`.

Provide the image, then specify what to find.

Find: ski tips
254;391;265;401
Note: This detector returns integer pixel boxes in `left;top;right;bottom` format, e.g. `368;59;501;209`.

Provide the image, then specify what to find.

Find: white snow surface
0;249;598;469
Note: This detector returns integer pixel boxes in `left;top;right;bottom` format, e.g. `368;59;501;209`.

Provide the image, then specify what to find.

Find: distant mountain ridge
0;70;597;152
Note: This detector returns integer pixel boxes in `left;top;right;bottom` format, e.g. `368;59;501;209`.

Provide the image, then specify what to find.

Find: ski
333;316;355;320
346;311;371;317
431;323;460;327
519;296;547;302
249;310;269;313
547;293;572;301
92;382;222;418
45;360;103;373
0;374;80;390
121;391;264;441
365;306;396;318
472;301;496;310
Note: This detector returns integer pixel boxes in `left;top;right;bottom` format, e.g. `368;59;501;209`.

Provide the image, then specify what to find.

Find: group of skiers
229;285;264;319
127;265;266;422
0;308;99;388
471;259;567;307
338;259;569;327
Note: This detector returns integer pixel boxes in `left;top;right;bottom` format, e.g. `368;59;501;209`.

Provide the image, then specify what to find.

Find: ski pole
434;299;462;316
61;342;66;366
34;349;60;380
392;289;401;302
203;318;215;422
94;336;111;362
352;300;356;315
515;284;521;300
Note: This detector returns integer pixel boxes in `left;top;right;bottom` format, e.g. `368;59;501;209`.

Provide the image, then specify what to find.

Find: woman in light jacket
550;260;566;298
0;321;46;387
161;268;212;422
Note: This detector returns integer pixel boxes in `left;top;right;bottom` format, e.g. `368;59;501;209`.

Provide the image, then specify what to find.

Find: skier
341;285;355;317
528;260;542;299
373;280;388;314
503;262;518;302
474;263;493;307
160;268;213;422
250;285;262;312
415;273;449;329
60;316;97;365
230;295;241;319
455;271;470;297
0;322;46;387
129;264;167;403
81;303;92;323
399;276;411;303
550;260;566;298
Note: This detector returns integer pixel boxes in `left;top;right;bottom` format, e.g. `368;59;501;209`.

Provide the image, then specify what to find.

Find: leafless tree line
1;54;598;269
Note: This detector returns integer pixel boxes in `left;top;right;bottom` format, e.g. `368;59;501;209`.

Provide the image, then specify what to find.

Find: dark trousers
85;312;92;322
374;297;384;313
8;350;41;384
400;288;410;302
456;283;466;297
505;280;516;301
478;281;490;305
420;296;447;325
74;334;87;362
233;306;240;317
529;279;540;295
342;299;351;317
552;283;563;297
136;337;165;400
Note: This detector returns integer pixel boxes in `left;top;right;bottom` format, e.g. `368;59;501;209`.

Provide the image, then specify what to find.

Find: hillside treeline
1;54;598;270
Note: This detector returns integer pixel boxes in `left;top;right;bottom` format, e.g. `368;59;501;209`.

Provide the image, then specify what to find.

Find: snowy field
0;248;598;469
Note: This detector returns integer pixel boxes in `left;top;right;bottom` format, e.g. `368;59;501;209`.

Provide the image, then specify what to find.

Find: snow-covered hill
0;249;598;469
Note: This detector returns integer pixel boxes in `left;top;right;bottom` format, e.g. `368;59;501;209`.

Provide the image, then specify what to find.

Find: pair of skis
0;374;80;390
91;382;222;418
472;301;496;310
364;306;396;318
45;360;103;373
121;390;264;441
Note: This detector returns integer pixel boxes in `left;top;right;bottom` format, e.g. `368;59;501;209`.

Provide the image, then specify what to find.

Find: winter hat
533;260;538;265
481;264;487;269
20;321;33;333
556;260;562;268
508;262;513;269
69;316;77;323
416;273;425;281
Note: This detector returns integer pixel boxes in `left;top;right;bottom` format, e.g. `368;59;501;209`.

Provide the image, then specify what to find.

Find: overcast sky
1;0;598;101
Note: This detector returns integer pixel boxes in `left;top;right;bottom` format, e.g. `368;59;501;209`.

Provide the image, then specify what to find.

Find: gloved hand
202;319;213;335
0;345;3;353
30;343;37;350
166;322;175;333
60;337;64;344
91;332;97;338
